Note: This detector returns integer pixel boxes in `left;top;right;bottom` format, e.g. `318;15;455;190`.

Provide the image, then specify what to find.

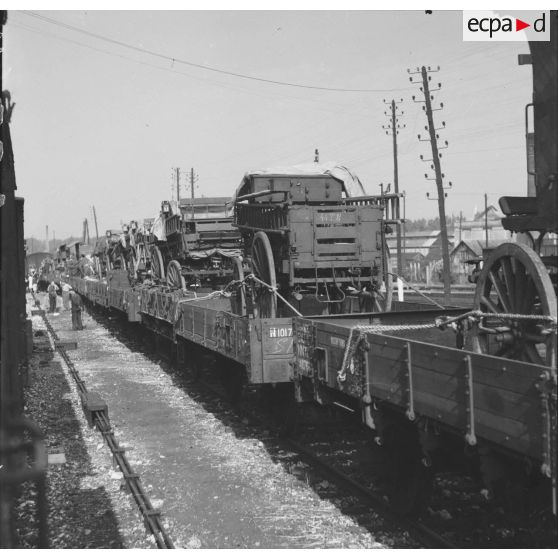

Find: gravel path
22;293;405;549
15;296;156;548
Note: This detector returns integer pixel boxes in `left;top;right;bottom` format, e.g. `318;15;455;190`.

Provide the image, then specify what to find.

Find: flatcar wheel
167;260;186;290
471;242;556;366
250;232;277;318
149;245;165;282
231;257;247;316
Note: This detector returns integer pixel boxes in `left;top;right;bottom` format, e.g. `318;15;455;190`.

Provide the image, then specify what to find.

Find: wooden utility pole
409;65;452;306
190;168;197;219
92;206;99;241
174;167;181;207
45;225;49;252
484;193;489;248
459;211;463;242
383;99;404;276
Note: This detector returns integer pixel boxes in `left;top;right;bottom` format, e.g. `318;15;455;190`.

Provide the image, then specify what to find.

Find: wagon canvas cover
232;162;367;200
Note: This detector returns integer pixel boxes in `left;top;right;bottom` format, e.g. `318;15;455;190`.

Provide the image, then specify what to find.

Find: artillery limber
231;164;402;318
148;198;242;290
470;18;557;368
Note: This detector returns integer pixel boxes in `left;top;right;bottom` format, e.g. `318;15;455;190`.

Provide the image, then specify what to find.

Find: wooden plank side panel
367;336;407;407
365;333;545;459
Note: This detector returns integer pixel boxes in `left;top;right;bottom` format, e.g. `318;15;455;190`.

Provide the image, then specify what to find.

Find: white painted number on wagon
268;326;293;338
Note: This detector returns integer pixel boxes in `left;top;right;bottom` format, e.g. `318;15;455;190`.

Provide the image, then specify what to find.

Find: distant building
386;230;455;282
450;239;502;284
458;205;512;243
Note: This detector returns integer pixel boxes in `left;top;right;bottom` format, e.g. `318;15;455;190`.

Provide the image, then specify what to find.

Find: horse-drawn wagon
231;164;402;318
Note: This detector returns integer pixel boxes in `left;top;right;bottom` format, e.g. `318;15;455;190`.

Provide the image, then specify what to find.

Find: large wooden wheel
231;257;247;316
250;232;277;318
471;242;556;367
167;260;186;290
149;245;165;282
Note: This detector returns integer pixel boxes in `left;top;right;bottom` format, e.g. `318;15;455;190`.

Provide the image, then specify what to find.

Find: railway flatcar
291;16;558;515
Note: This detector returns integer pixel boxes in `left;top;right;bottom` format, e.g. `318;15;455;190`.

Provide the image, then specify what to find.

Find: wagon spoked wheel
471;242;556;367
167;260;186;290
231;257;247;317
250;232;277;318
149;245;165;282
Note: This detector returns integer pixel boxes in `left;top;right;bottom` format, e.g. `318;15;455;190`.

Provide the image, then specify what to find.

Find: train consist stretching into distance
24;13;558;522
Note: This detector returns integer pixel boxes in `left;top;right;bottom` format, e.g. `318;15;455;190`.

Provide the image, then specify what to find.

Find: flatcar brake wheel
250;231;277;318
471;242;556;367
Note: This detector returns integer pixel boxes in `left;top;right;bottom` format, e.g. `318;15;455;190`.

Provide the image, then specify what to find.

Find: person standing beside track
62;282;71;311
47;280;58;313
69;287;84;330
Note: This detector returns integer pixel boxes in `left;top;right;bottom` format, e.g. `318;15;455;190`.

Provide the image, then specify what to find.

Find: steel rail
32;295;175;549
283;438;456;549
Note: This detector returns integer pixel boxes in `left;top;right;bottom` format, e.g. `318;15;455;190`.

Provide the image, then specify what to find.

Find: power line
9;20;384;119
23;11;412;94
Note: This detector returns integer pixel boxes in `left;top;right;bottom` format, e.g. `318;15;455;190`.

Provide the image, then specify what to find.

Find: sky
3;9;535;241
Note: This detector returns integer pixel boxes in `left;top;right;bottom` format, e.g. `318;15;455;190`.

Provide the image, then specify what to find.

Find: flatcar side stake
464;355;477;446
405;342;415;421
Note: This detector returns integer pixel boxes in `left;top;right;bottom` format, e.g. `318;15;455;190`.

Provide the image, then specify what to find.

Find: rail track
32;295;175;549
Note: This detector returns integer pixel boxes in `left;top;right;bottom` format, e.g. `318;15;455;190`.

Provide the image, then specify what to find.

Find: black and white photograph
0;1;556;550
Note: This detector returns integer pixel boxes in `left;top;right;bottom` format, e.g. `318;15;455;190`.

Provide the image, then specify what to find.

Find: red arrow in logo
516;18;530;31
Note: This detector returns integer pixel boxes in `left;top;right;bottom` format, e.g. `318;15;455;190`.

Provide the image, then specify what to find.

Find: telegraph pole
409;65;452;306
382;98;405;276
175;167;181;207
484;193;489;248
189;168;198;219
92;206;99;241
45;225;49;252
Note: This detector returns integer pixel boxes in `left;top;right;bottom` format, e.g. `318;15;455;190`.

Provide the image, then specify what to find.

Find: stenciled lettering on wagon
268;326;293;338
319;212;341;223
295;337;313;375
